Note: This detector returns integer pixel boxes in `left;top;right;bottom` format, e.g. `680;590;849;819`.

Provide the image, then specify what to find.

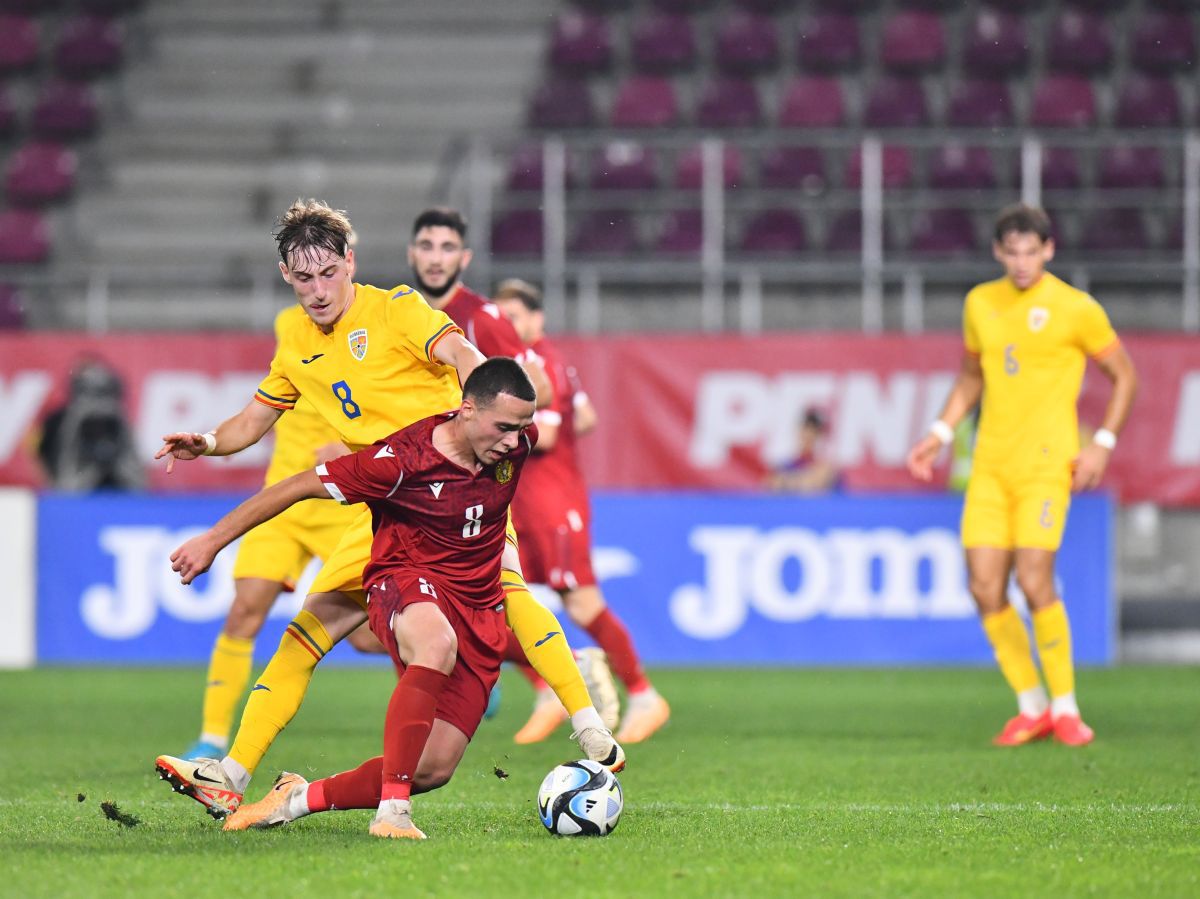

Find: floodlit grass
1;666;1197;898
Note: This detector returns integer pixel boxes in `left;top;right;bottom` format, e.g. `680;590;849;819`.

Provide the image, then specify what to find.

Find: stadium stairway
55;0;558;329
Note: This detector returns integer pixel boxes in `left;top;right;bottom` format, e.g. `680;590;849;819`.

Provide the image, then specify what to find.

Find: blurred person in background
907;204;1137;748
765;407;841;494
36;357;143;491
495;278;670;746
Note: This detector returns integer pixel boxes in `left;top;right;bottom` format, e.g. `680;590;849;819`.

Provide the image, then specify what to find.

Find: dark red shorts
514;499;596;590
366;572;507;740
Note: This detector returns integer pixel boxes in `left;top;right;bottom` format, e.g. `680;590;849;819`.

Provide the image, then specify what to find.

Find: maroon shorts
366;572;507;740
515;499;596;590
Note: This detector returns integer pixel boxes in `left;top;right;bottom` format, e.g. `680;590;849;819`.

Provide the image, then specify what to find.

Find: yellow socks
227;609;332;775
982;605;1042;695
199;633;254;747
1032;600;1075;700
502;569;592;717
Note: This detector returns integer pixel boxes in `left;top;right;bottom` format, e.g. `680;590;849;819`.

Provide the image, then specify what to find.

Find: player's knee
224;603;269;638
1015;571;1054;605
414;760;454;792
967;574;1006;612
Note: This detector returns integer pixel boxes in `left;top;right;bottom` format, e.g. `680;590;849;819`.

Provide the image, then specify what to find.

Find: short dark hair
993;203;1052;243
493;278;543;311
274;199;353;267
412;207;468;241
463;357;536;407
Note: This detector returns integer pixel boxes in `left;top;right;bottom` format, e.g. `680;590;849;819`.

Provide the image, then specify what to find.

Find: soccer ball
536;759;623;836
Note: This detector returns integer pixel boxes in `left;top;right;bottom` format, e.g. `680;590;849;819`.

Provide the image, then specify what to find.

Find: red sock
381;664;449;803
309;757;384;811
585;607;650;694
503;629;547;690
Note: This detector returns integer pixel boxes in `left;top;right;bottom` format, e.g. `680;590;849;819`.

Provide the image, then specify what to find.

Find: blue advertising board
35;491;1114;665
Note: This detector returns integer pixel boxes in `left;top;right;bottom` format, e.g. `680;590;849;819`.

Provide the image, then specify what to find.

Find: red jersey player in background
495;279;671;745
170;359;619;840
406;207;620;726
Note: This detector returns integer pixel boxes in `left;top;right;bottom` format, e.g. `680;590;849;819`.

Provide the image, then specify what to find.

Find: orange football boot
1052;714;1095;746
992;710;1053;746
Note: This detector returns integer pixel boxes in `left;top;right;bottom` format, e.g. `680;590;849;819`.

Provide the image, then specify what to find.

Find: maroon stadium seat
825;209;895;254
0;208;50;263
548;10;613;75
650;0;711;10
880;10;946;74
630;11;698;73
795;12;862;72
32;81;99;140
815;0;878;9
0;283;26;329
491;209;543;257
1046;8;1113;75
1146;0;1200;9
1130;11;1196;72
0;14;39;74
674;144;744;190
778;76;845;128
590;141;659;191
5;141;78;205
1068;0;1129;9
863;77;929;128
1037;147;1083;191
1097;146;1167;190
54;15;124;79
962;8;1029;77
505;143;579;193
714;10;781;76
528;79;596;129
910;208;978;256
1114;75;1182;128
733;0;798;11
740;208;808;254
0;85;15;138
0;0;56;14
78;0;144;12
610;76;680;129
759;146;827;192
844;145;914;189
1081;207;1151;253
927;144;997;191
655;208;703;255
696;78;762;129
946;79;1014;128
571;208;640;255
1030;76;1096;128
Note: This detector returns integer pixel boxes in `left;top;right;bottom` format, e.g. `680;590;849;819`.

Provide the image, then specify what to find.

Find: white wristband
1093;428;1117;450
929;420;954;445
201;432;217;456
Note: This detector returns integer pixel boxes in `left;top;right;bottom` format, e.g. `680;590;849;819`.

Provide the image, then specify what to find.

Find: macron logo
374;445;395;459
430;482;444;499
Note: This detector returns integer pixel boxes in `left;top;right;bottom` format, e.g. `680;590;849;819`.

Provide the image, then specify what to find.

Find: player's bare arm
907;353;984;481
170;469;329;584
522;355;553;410
155;399;282;473
574;394;598;435
1073;343;1138;492
433;330;486;387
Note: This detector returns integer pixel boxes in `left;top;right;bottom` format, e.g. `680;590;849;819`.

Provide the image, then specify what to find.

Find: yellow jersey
964;271;1118;477
255;284;463;451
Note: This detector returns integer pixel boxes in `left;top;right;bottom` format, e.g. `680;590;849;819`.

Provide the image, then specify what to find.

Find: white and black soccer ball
537;759;623;836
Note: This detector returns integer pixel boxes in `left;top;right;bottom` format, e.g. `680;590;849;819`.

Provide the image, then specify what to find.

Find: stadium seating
54;15;124;79
1046;8;1114;74
32;81;99;140
1081;207;1152;253
1114;75;1182;128
961;8;1030;76
1030;76;1097;128
0;86;15;138
945;79;1014;128
1130;11;1196;71
927;144;998;191
491;208;544;257
674;143;744;190
610;75;680;128
590;141;659;191
5;141;78;205
0;282;25;329
0;13;39;73
655;207;703;254
714;10;781;75
758;145;827;192
630;12;698;73
795;12;862;71
740;207;807;253
0;207;50;263
548;10;613;75
844;144;914;189
528;79;597;128
778;76;845;127
880;10;946;74
1097;146;1167;190
863;77;929;128
571;208;641;255
696;77;763;129
910;208;979;256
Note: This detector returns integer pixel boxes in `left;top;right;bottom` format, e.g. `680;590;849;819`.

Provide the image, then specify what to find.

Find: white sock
199;732;228;751
627;686;660;707
220;757;251;793
376;797;412;818
1051;692;1080;718
1017;685;1049;717
570;706;605;733
287;785;312;821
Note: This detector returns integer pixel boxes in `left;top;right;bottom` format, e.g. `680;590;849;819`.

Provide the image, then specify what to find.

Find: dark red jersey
516;337;588;504
441;284;534;364
317;412;537;609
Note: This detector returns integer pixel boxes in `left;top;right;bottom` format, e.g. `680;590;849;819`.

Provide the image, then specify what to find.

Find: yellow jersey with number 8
964;272;1118;478
255;284;463;451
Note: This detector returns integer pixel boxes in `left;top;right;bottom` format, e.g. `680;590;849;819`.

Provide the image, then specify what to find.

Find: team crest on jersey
1028;307;1050;332
348;328;368;361
495;459;513;484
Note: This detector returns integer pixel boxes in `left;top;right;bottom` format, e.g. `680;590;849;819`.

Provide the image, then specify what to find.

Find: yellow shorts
307;506;524;610
961;467;1071;551
232;496;358;588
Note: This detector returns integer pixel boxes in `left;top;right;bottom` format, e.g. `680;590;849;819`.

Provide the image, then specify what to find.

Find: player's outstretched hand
171;533;219;585
155;432;209;473
906;434;943;482
1072;444;1110;492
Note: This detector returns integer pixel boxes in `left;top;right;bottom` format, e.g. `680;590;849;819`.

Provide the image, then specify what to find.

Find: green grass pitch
1;665;1197;898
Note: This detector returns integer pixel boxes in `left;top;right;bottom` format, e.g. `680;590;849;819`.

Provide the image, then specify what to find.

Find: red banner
1;332;1196;503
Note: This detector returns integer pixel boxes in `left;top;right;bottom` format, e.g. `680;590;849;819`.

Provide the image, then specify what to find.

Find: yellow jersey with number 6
964;272;1118;478
255;284;463;451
